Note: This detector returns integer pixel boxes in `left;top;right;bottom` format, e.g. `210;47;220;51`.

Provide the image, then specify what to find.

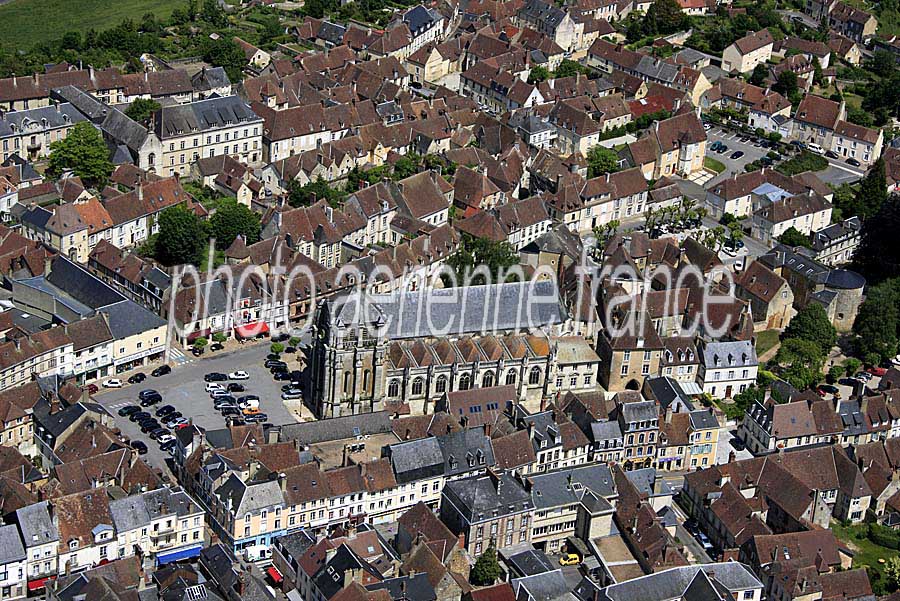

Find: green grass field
0;0;185;50
755;330;781;358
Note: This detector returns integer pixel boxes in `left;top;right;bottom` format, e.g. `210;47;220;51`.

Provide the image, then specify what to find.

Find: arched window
459;373;471;390
435;375;447;394
343;372;351;394
388;380;400;397
362;370;371;391
482;372;494;388
506;370;517;386
528;366;541;385
412;377;424;396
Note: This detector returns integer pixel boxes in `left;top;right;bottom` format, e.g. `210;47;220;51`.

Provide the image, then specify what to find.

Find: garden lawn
832;521;900;596
755;330;781;357
0;0;184;49
704;156;726;174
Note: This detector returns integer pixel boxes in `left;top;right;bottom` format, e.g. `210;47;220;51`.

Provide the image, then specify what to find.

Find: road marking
168;346;191;365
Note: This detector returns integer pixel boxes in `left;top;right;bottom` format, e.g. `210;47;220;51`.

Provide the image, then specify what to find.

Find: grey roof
215;473;284;518
689;409;719;431
512;570;571;601
590;420;623;444
502;545;556;577
403;5;442;35
823;268;865;290
318;21;348;45
330;280;565;340
443;471;532;523
701;340;757;369
620;401;658;424
644;376;695;413
811;216;861;251
99;299;166;339
15;500;59;548
110;486;202;533
0;103;88;138
192;67;231;92
46;255;125;309
274;530;317;563
529;463;616;510
519;0;567;28
33;399;92;439
51;86;110;123
0;524;26;564
279;411;393;445
367;573;436;601
634;55;680;84
156;95;261;139
574;563;763;601
389;426;495;483
19;204;53;230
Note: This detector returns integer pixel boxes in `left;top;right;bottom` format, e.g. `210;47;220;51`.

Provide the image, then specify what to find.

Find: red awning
267;566;283;583
28;577;53;592
187;328;211;342
235;322;270;339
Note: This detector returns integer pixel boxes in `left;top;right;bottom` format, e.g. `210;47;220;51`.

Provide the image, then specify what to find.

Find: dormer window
69;539;79;550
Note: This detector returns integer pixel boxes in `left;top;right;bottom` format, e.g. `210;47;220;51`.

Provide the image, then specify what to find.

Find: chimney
50;398;61;415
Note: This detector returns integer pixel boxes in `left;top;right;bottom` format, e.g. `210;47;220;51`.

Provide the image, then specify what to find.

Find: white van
806;143;824;155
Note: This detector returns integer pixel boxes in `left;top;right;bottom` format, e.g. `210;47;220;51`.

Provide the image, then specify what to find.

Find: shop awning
267;566;284;583
157;545;203;565
187;328;211;343
27;577;54;592
235;322;270;339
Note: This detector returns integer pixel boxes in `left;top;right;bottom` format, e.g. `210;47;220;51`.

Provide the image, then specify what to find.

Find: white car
157;434;175;444
103;378;123;388
228;371;250;380
205;383;225;393
210;389;231;398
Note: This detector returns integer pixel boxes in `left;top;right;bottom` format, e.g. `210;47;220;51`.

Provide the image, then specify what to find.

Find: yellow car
243;407;262;416
559;554;581;566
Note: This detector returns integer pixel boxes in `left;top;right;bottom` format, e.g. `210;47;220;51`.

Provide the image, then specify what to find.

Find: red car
87;383;99;394
868;366;888;377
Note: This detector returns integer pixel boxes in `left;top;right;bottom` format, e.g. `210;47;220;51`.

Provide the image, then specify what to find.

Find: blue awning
157;545;203;565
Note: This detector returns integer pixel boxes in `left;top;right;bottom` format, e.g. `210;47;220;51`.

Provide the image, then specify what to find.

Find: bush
869;523;900;550
270;342;284;354
212;332;228;344
777;151;828;176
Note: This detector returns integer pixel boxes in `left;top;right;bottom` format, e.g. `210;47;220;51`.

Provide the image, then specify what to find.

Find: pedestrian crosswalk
167;346;191;365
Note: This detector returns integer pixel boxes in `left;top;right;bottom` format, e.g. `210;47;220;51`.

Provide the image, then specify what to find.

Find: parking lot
93;342;305;472
705;127;772;184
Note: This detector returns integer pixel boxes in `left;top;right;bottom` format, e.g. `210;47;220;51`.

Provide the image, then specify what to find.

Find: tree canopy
47;121;113;187
854;194;900;283
774;338;826;390
587;146;620;178
209;200;261;250
853;278;900;363
124;98;160;124
470;545;501;586
444;234;519;286
777;226;812;249
783;303;836;355
201;36;246;83
155;205;207;266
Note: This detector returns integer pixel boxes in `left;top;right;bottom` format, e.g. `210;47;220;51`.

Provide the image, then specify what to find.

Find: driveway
93;343;304;472
818;161;865;186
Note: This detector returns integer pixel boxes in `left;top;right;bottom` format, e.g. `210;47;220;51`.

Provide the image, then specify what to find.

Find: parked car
140;394;162;407
151;365;172;377
274;371;292;381
118;405;141;417
157;434;175;445
168;417;189;427
716;144;729;154
227;383;245;393
817;384;840;397
128;373;146;384
149;428;169;440
806;142;825;155
868;366;888;377
162;412;183;425
825;150;839;159
130;411;150;423
139;389;159;399
856;371;874;381
559;554;581;566
228;371;250;380
730;150;744;159
221;407;242;417
155;405;176;417
264;359;286;368
191;347;204;357
87;384;99;394
160;440;177;452
282;391;302;400
244;413;268;423
205;382;225;393
210;389;231;399
204;372;227;382
102;378;122;388
212;395;236;406
140;421;161;434
847;158;861;167
210;343;225;352
132;441;149;455
282;387;303;397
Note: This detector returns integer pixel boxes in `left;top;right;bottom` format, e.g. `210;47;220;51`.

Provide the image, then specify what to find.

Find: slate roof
528;463;616;509
443;471;532;522
156;95;261;139
0;523;26;564
389;426;495;483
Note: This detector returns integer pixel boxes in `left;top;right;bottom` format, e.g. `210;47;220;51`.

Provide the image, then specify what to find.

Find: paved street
93;342;305;472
